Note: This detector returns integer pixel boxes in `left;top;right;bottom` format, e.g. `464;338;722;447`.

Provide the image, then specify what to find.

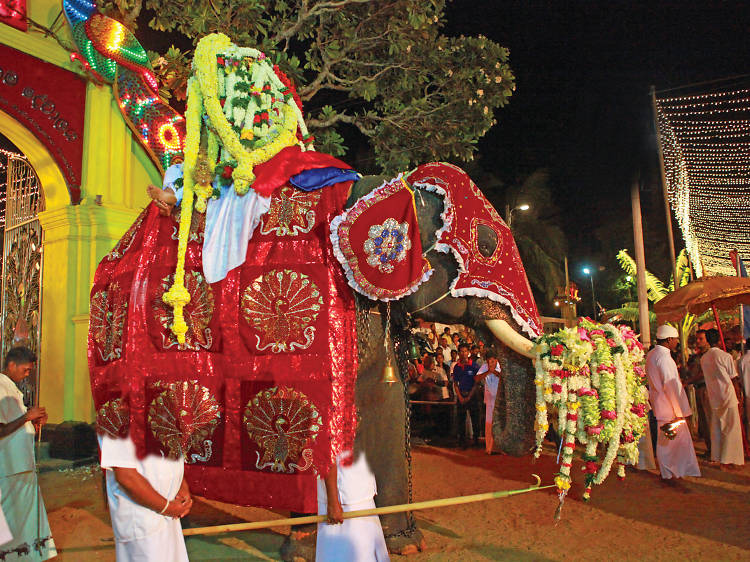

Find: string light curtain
655;87;750;277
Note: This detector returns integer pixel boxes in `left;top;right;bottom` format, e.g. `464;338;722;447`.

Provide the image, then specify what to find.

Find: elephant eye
476;224;498;259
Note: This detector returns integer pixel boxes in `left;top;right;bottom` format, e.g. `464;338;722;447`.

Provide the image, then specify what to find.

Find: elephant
88;163;540;560
280;171;539;559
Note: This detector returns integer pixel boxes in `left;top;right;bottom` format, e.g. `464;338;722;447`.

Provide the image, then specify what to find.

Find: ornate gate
0;149;44;406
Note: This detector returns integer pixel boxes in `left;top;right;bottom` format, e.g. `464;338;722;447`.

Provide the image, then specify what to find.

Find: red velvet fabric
89;170;358;512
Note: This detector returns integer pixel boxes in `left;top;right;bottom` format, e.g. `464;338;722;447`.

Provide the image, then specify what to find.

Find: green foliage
110;0;515;174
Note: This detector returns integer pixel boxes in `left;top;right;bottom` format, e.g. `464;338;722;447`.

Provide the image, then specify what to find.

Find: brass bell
382;359;399;384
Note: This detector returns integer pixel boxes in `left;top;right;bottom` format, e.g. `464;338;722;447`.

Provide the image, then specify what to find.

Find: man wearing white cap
645;325;701;480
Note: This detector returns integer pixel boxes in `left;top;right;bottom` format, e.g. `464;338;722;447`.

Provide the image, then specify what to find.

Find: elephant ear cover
330;173;433;301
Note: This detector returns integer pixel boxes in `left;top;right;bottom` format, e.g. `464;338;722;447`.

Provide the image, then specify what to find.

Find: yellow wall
1;4;160;422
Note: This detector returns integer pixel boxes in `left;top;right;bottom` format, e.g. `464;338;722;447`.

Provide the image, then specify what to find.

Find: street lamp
505;203;530;228
583;267;597;321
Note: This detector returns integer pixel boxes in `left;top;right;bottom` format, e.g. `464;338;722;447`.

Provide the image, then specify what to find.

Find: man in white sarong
317;449;389;561
740;340;750;441
0;347;56;561
100;433;192;561
645;325;701;480
698;328;744;467
475;351;501;455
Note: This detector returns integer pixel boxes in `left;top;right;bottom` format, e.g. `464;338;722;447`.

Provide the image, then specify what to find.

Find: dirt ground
42;440;750;561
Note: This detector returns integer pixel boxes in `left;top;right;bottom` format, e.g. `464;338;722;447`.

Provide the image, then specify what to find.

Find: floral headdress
163;33;312;344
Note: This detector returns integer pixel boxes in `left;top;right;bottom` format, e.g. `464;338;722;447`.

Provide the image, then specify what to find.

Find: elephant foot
386;528;427;555
279;524;317;562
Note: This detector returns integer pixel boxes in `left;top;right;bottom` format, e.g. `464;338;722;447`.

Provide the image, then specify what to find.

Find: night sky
3;2;749;314
445;0;750;311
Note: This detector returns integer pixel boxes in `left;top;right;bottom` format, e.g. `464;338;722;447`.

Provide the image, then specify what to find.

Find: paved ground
41;440;750;561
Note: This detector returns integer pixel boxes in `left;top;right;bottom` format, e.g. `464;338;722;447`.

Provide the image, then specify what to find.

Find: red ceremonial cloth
331;174;432;301
252;145;353;196
88;158;358;512
407;163;542;338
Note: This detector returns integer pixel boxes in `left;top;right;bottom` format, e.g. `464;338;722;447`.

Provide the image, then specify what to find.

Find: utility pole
631;177;651;347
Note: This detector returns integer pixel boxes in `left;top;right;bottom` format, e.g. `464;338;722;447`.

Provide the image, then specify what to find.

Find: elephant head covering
407;162;543;338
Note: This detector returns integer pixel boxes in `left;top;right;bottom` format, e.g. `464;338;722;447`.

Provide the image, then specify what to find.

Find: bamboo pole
182;477;553;537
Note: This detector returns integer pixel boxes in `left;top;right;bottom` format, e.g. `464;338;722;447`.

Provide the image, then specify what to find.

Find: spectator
699;328;744;468
475;351;501;454
0;346;56;561
452;343;481;448
438;338;452;363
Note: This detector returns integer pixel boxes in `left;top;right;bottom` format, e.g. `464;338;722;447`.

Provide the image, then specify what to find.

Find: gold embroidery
90;282;127;361
154;271;214;350
260;186;320;236
242;269;323;353
96;398;130;438
244;386;321;473
148;380;221;462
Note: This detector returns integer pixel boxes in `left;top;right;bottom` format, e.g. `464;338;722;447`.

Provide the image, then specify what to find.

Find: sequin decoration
106;209;146;261
242;269;323;353
171;205;206;244
90;282;127;361
244;386;321;473
148;380;222;462
96;397;129;438
154;271;214;351
363;218;411;274
260;186;321;236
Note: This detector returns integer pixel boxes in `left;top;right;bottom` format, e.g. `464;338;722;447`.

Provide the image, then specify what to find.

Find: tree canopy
100;0;515;173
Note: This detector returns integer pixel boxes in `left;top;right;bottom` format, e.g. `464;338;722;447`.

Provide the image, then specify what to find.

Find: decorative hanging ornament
331;174;432;301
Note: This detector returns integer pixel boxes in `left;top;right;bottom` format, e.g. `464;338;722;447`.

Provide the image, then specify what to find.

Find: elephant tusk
485;319;535;359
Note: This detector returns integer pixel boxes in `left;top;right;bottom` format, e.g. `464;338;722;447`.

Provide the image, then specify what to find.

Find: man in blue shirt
452;343;481;448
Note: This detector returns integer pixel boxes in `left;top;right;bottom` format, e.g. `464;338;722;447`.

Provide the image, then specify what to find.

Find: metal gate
0;149;44;407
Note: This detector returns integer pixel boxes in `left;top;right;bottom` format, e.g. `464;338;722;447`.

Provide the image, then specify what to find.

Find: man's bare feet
147;184;177;216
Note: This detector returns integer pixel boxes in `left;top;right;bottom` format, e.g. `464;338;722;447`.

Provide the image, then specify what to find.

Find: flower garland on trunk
533;319;648;511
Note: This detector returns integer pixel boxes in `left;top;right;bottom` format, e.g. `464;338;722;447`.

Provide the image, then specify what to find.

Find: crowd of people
407;324;500;454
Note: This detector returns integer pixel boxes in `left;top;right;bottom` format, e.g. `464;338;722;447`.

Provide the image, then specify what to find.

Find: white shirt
477;363;500;398
0;373;35;477
99;435;185;542
317;450;377;506
645;345;692;422
700;347;739;410
739;351;750;398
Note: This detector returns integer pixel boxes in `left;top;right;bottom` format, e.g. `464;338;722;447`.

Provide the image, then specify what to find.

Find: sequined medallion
148;380;222;462
363;218;411;273
153;271;214;350
241;269;323;352
96;397;130;438
260;186;321;236
244;386;321;473
90;282;127;361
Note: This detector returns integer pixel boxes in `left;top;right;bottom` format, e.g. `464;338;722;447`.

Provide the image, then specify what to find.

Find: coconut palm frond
616;249;667;302
603;303;657;323
670;249;693;290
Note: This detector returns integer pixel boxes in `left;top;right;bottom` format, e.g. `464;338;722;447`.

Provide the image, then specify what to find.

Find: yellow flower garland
163;34;311;343
162;77;203;344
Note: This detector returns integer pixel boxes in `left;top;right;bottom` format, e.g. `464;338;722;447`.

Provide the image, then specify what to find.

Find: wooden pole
182;479;554;537
734;249;746;356
711;304;727;352
631;177;651;347
650;86;679;286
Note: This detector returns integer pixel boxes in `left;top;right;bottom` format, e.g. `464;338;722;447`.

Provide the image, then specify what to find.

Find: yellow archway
0;108;70;212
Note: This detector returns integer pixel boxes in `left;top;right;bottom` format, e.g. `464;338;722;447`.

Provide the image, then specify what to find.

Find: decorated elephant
73;17;543;557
